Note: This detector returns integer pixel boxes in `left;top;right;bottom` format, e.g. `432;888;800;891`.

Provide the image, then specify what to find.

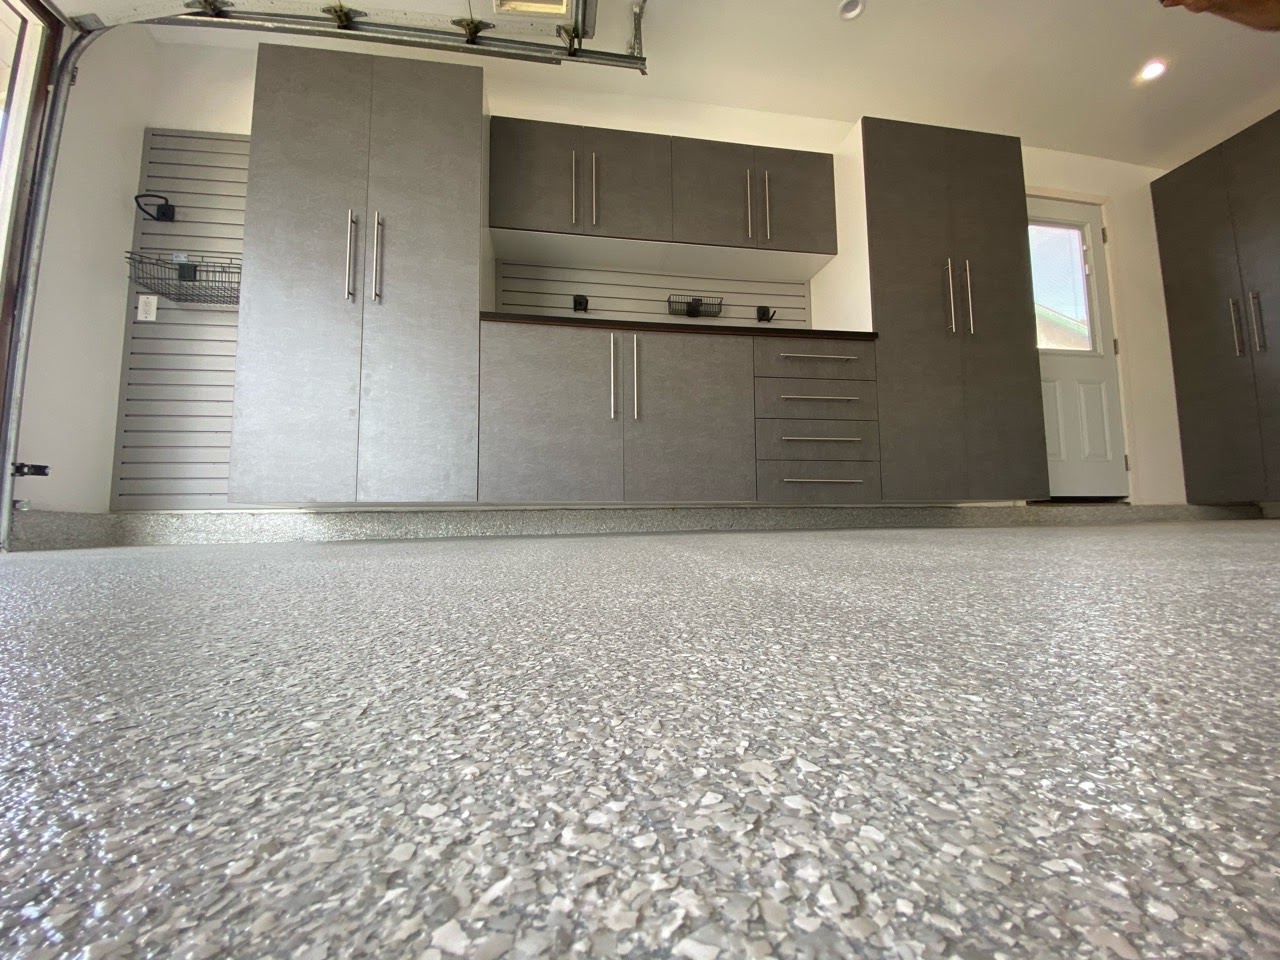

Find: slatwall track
111;129;249;511
497;262;812;328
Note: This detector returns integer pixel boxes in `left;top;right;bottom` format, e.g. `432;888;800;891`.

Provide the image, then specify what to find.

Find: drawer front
756;419;880;461
754;377;878;420
757;460;882;503
754;337;875;381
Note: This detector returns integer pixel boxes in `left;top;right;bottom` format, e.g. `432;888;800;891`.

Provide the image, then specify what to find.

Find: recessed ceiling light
838;0;866;20
1139;59;1168;82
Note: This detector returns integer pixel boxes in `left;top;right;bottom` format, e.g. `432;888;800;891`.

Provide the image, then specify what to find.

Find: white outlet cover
138;294;159;322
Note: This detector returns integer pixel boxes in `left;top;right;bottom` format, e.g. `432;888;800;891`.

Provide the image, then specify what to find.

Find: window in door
1029;223;1094;352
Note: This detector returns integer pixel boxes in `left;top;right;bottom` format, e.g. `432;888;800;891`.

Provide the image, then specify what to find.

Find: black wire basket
667;294;724;319
126;252;242;305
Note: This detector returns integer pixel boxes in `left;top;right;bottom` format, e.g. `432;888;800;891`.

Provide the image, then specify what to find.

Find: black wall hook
135;194;176;222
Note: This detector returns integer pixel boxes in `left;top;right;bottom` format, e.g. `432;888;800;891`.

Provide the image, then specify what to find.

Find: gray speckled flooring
2;522;1278;959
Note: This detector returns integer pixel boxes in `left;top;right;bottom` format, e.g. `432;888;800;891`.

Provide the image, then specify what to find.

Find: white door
1027;197;1129;498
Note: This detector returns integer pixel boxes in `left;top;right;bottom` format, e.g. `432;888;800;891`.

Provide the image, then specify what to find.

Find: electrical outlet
138;294;159;323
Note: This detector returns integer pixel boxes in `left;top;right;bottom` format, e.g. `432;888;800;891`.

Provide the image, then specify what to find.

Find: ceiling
80;0;1280;168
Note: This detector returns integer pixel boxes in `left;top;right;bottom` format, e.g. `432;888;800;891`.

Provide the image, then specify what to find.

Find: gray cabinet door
490;117;583;234
230;45;372;504
754;147;838;255
1153;149;1266;503
357;57;483;503
862;118;968;502
582;126;672;242
949;128;1050;501
623;332;756;502
479;322;623;502
671;137;758;249
1223;108;1280;500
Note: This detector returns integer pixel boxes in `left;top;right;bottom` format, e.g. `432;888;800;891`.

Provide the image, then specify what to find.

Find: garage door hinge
11;463;50;477
1101;226;1109;244
1124;454;1130;472
1114;337;1120;355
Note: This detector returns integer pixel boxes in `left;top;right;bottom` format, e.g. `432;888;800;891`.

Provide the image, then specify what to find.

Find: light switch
138;294;158;323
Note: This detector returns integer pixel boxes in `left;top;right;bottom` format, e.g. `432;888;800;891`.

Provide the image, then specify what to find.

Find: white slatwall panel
111;129;249;511
497;262;812;329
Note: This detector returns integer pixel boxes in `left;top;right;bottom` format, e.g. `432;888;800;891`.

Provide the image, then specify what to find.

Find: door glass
1029;223;1094;351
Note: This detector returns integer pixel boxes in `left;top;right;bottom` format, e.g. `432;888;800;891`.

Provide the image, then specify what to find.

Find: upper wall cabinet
490;118;838;256
489;117;673;242
670;139;838;255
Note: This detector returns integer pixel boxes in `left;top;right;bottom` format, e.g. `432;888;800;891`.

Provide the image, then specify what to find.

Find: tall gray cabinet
1152;107;1280;504
864;118;1048;502
230;46;482;504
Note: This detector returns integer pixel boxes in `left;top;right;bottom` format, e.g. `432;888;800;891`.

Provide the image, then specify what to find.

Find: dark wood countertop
480;312;878;340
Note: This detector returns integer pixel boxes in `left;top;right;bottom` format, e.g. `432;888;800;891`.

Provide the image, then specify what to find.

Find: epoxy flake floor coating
1;522;1279;960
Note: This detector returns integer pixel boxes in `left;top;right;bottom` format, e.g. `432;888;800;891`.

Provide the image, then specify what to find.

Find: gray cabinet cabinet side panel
1223;108;1280;499
489;117;583;233
357;58;483;502
230;45;371;503
478;323;623;502
861;118;968;501
583;127;673;242
624;333;756;502
754;147;838;255
950;128;1049;500
671;137;758;249
1152;149;1265;503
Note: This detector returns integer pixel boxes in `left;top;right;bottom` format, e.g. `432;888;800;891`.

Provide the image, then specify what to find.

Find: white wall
15;26;159;512
16;30;1187;510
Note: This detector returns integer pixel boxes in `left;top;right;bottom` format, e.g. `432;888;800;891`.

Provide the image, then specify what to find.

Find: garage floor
1;522;1278;959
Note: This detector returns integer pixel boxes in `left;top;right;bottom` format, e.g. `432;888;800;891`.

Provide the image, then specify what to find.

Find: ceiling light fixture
1138;59;1168;82
837;0;866;20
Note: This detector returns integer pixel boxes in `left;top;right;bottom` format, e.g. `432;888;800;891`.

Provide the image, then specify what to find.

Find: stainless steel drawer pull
633;334;639;420
609;333;616;420
746;170;753;240
945;258;956;333
783;479;865;484
1250;292;1268;352
344;209;356;301
782;436;862;442
370;212;383;303
764;170;772;241
1229;298;1244;357
592;152;598;227
781;395;859;401
571;150;577;225
965;259;975;335
779;353;857;361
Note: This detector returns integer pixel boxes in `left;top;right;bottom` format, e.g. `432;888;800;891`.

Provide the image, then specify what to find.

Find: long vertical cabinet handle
1229;299;1244;357
965;259;975;335
945;259;957;333
633;334;639;421
370;212;383;303
746;170;753;240
609;333;616;420
344;209;356;301
592;152;598;227
764;170;772;241
1249;292;1268;352
571;150;577;226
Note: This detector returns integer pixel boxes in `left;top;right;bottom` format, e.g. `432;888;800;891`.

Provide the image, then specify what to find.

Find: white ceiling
90;0;1280;168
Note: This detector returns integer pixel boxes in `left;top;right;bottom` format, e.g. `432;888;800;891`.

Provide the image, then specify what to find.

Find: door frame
1027;193;1131;498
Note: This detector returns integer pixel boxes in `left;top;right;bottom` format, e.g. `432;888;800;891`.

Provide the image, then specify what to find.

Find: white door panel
1028;198;1129;497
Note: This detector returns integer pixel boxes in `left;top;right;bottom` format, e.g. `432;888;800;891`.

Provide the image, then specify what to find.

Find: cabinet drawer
755;419;880;461
757;460;882;503
754;338;875;380
755;377;878;420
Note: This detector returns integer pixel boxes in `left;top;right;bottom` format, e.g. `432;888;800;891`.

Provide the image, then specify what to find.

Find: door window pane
1029;223;1094;351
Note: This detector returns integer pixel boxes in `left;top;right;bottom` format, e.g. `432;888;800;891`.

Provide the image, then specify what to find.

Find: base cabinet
478;322;756;503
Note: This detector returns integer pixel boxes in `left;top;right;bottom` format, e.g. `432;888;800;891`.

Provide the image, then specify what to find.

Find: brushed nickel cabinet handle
633;334;639;420
946;258;956;333
764;170;772;241
571;150;577;226
609;333;616;420
1229;298;1244;357
781;395;859;401
370;212;382;303
965;259;975;335
780;353;857;361
344;209;356;301
783;479;865;484
1250;292;1268;352
592;152;598;227
746;170;753;240
782;436;863;442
